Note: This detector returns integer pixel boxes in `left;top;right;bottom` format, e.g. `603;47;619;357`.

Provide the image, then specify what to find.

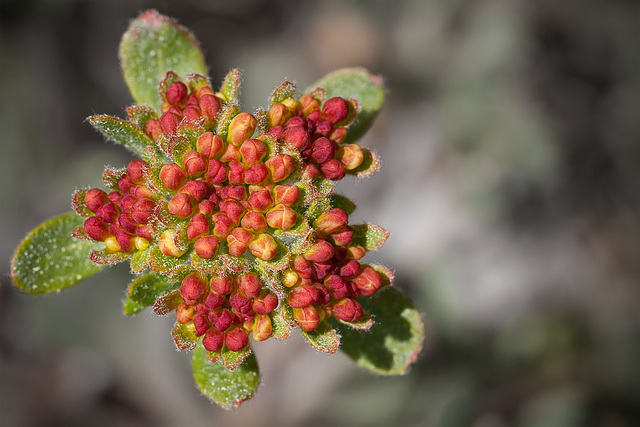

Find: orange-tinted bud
227;112;257;146
299;94;320;116
84;217;109;241
252;292;278;314
180;180;211;202
168;192;194;218
314;208;348;234
160;110;181;134
267;103;290;127
288;284;320;308
212;213;233;239
249;233;278;261
330;126;347;143
145;119;163;140
126;159;148;184
266;204;297;231
238;273;262;298
84;188;109;213
332;298;363;322
346;245;366;260
198;199;216;216
303;164;321;180
158;229;187;257
243;163;269;185
337;144;364;170
265;154;295;182
352;267;382;296
131;199;155;224
194;235;219;259
304;240;335;263
239;138;267;165
273;185;300;206
165;81;188;106
183;150;207;176
293;306;320;332
131;185;156;201
160;163;187;191
225;327;249;352
241;211;268;233
199;94;221;120
320;159;346;180
227;160;244;184
252;314;273;341
96;203;119;223
204;159;227;184
322;97;349;124
310;137;336;164
210;276;233;296
115;229;135;253
181;273;207;303
293;255;313;279
202;328;224;352
197;132;224;159
209;308;234;332
282;126;310;152
186;213;209;240
176;303;195;324
227;227;253;257
331;227;353;247
339;260;361;278
219;200;245;225
247;189;273;212
220;143;241;162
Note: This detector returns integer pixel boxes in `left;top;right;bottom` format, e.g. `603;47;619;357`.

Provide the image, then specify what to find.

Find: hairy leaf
302;321;340;353
88;115;156;160
351;223;389;251
123;272;177;315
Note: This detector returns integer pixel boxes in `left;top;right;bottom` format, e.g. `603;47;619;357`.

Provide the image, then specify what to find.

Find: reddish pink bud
181;273;207;303
337;144;364;170
131;199;155;224
84;189;109;213
227;227;253;257
107;191;122;205
324;275;349;299
346;245;366;260
230;291;253;314
120;195;136;213
212;213;233;238
303;164;321;180
252;314;273;341
332;298;363;322
209;308;234;332
160;110;181;134
182;105;201;121
268;102;290;127
160;163;187;191
199;94;221;120
118;176;134;194
269;125;284;139
266;204;297;231
293;255;313;279
145;119;163;140
204;159;227;184
227;160;244;184
252;292;278;314
168;192;194;218
304;240;335;263
197;132;224;159
210;276;233;296
83;217;109;241
225;327;249;352
118;213;137;234
315;208;348;234
331;227;353;246
219;200;245;225
203;290;225;310
330;126;347;143
273;185;300;206
339;260;361;278
186;213;209;240
202;328;224;352
193;314;210;337
352;267;382;296
194;235;219;259
239;138;267;165
243;163;269;185
227;112;257;146
249;234;279;261
183;150;207;176
135;224;154;241
219;185;245;201
293;306;320;332
265;154;295;182
131;185;155;201
247;189;274;212
126;160;148;184
198;199;217;216
176;303;195;324
314;119;333;137
282;126;311;152
96;202;119;223
220;143;241;162
320;159;346;180
240;211;268;233
165;81;188;106
288;284;320;308
310;137;336;164
158;229;187;257
322;97;349;124
313;262;335;280
299;95;319;116
238;273;262;298
115;229;135;253
180;180;211;202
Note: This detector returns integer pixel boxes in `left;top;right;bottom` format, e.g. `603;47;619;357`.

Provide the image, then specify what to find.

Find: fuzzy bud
293;255;313;279
227;227;253;257
168;192;194;218
83;217;109;241
314;208;348;234
320;159;346;180
331;227;353;247
298;95;319;116
219;200;245;225
193;314;210;337
288;284;320;308
352;267;382;296
84;189;109;213
346;245;366;260
337;144;364;170
158;229;187;258
332;298;363;322
160;163;187;191
202;328;224;352
204;159;227;184
252;293;278;315
339;260;361;278
145;119;163;140
324;274;350;299
176;303;195;324
249;233;279;261
210;276;233;296
115;229;135;253
209;308;234;332
211;213;233;239
181;273;207;303
160;110;181;134
165;81;188;106
197;132;224;159
268;102;290;127
118;213;138;234
241;211;268;233
273;185;300;206
292;306;320;332
322;97;349;124
186;213;209;240
204;290;225;310
304;240;335;263
183;150;208;177
95;203;119;223
237;273;261;298
310;137;336;164
282;126;311;153
252;314;273;342
227;160;244;184
247;189;274;212
239;138;267;165
180;180;211;202
227;112;257;146
126;160;148;184
266;204;297;231
265;154;295;182
194;235;219;259
230;291;252;314
131;199;155;224
199;94;221;120
243;163;269;185
225;327;249;352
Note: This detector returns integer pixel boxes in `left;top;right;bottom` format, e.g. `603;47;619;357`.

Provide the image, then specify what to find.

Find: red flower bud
165;81;188;106
314;208;348;234
337;144;364;170
193;314;210;337
320;159;346;180
304;240;335;263
239;138;267;165
135;224;154;241
243;163;269;185
332;298;363;322
252;292;278;314
194;235;219;259
219;200;245;225
181;272;207;303
241;211;268;233
265;154;295;182
210;275;233;296
303;164;321;180
249;233;279;261
96;202;119;223
160;163;187;191
131;199;155;224
247;189;274;212
168;192;194;219
176;303;195;324
198;199;217;216
288;284;320;308
209;308;234;332
331;227;353;247
220;143;241;162
310;137;336;164
346;245;366;260
119;195;136;213
118;213;137;234
84;188;109;213
324;275;349;299
282;126;311;153
199;94;221;120
183;150;208;177
273;185;300;206
83;217;109;241
202;328;224;352
227;112;257;146
227;227;253;257
252;314;273;341
160;110;181;134
211;213;233;239
339;260;361;278
225;327;249;352
237;273;262;298
330;126;347;143
145;119;163;140
227;160;244;184
299;95;319;116
230;290;253;314
197;132;224;159
126;159;148;184
352;267;382;296
107;191;122;205
131;185;156;201
268;102;290;127
204;159;227;184
186;213;209;240
118;176;134;194
322;97;349;124
292;306;320;332
266;204;297;231
182;105;201;121
115;229;135;253
293;255;313;279
314;119;333;137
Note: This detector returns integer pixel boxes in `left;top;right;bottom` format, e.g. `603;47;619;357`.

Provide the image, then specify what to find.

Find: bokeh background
1;1;638;426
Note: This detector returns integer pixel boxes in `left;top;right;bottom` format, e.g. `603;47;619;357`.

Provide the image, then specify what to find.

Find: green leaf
172;322;197;350
119;9;208;111
123;272;177;315
219;68;241;103
302;321;340;353
348;148;381;178
351;223;389;251
305;67;385;144
192;344;260;409
11;212;105;294
334;287;424;375
88;115;156;160
328;193;356;215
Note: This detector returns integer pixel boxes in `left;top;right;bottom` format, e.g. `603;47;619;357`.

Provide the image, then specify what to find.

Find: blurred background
1;0;638;426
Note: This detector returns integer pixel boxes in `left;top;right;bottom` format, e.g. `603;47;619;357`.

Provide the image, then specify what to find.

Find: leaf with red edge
302;320;340;354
